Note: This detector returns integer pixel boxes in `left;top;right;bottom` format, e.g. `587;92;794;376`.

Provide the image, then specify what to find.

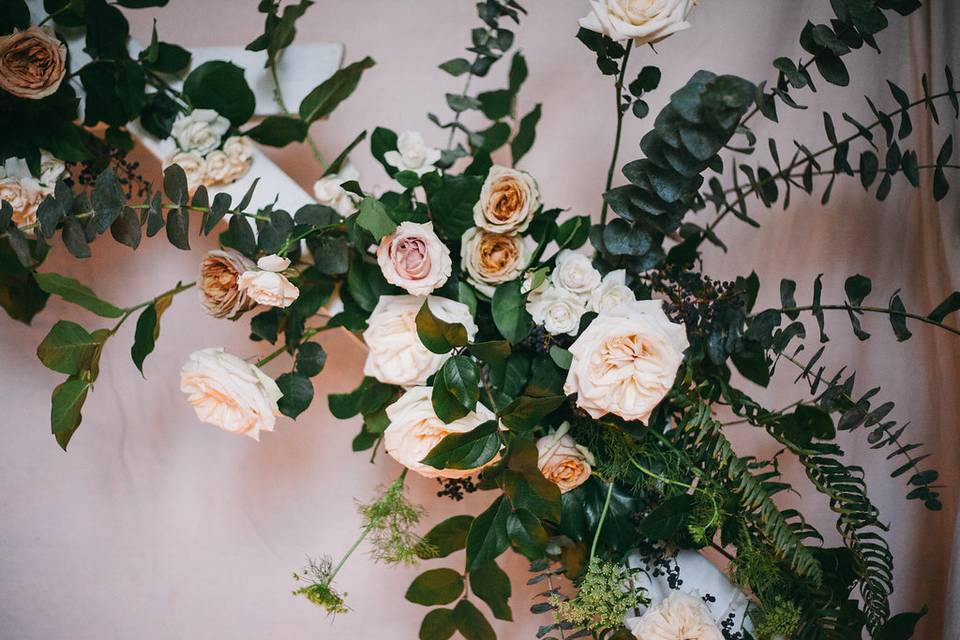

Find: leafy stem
445;54;480;151
599;41;633;227
268;59;327;169
773;303;960;337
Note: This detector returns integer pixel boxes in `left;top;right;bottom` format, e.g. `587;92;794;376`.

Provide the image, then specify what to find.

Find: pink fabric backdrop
1;1;957;638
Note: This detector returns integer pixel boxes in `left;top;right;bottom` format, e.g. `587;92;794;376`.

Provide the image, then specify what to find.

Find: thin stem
589;481;615;562
707;88;960;234
38;5;69;26
144;68;188;107
269;60;327;170
629;456;696;492
774;303;960;338
738;58;817;130
599;41;633;227
109;280;196;336
255;325;336;367
329;525;372;583
446;55;480;151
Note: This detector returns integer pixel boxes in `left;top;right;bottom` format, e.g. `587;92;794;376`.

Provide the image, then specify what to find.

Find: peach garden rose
536;423;595;493
198;249;258;319
0;26;67;99
629;591;722;640
460;227;527;296
473;165;541;234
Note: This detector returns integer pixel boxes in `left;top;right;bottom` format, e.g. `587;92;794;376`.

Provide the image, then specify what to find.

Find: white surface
1;2;958;639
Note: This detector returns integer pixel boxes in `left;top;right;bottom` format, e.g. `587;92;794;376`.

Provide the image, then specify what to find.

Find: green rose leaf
452;599;495;640
419;608;456;640
468;340;511;363
131;291;174;375
405;569;465;606
416;300;469;354
183;61;256;126
637;493;696;540
506;509;548;560
466;495;511;572
421;420;500;471
498;395;564;433
356;197;396;241
492;279;531;344
37;321;107;375
276;372;314;418
34;272;125;318
295;342;327;377
470;561;512;621
244;115;309;147
51;377;91;450
299;56;376;123
418;515;474;559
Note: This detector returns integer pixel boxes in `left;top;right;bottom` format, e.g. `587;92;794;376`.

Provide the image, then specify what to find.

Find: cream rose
590;269;636;312
0;177;39;226
376;221;451;296
527;286;587;336
384;130;441;176
565;299;688;423
203;150;232;185
552;249;602;294
236;255;300;308
579;0;699;47
473;165;540;234
363;295;478;387
38;151;65;188
629;592;722;640
536;423;595;493
198;249;258;319
384;386;498;479
179;347;283;441
313;163;361;216
460;227;527;296
166;151;206;193
0;26;67;99
171;108;230;155
222;135;253;183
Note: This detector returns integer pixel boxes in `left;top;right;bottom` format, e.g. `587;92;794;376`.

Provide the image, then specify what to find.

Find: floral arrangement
2;0;959;639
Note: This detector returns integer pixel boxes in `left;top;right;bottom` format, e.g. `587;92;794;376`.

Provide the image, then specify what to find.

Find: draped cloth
0;1;957;638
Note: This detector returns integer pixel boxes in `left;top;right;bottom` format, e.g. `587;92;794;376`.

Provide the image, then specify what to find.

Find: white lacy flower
473;165;541;234
461;227;528;296
313;163;361;216
363;295;478;387
629;591;722;640
536;423;595;493
179;348;283;441
590;269;636;312
376;221;452;296
171;108;230;155
579;0;699;47
552;249;602;294
166;151;206;193
527;286;587;336
384;130;441;176
565;299;688;423
237;258;300;308
384;386;498;479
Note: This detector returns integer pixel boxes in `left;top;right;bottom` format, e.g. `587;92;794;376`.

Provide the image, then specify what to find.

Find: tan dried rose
460;227;527;296
0;26;67;100
536;423;594;493
473;165;541;234
198;249;258;319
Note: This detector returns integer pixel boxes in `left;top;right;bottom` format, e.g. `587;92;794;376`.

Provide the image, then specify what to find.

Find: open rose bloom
376;221;451;296
0;26;66;99
179;348;283;441
579;0;699;46
198;249;258;319
565;299;689;423
536;423;595;492
473;165;541;234
384;386;499;479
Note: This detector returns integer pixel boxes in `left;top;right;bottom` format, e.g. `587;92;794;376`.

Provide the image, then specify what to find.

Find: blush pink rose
376;221;451;296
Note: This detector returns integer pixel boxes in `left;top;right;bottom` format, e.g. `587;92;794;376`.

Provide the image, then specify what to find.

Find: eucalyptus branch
599;41;633;227
739;58;817;130
773;303;960;338
445;54;480;151
775;163;960;186
706;88;960;234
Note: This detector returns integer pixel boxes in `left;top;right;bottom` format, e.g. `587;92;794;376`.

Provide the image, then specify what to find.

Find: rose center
394;237;431;278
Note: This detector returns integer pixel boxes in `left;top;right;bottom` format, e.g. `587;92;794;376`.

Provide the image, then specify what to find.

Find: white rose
171;108;230;154
223;135;253;164
564;299;688;423
536;423;595;493
552;249;602;294
629;592;722;640
313;163;361;216
166;151;206;193
384;130;441;176
384;386;498;479
527;286;587;336
363;295;478;387
579;0;699;47
590;269;636;313
203;150;232;185
460;227;528;297
38;151;66;188
257;254;291;272
179;347;283;441
473;165;540;234
237;261;300;308
376;221;452;296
